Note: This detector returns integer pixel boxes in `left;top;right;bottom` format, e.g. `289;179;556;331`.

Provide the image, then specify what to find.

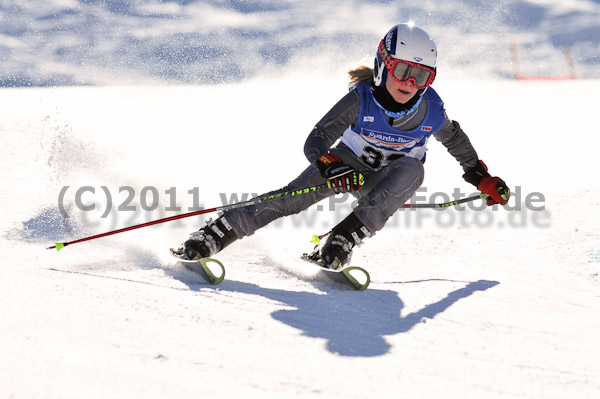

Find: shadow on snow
187;277;500;358
47;256;499;358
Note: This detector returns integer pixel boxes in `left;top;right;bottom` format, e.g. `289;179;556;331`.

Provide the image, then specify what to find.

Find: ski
301;253;370;291
170;249;225;285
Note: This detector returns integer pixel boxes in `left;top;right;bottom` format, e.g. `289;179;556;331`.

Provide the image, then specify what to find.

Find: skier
173;23;510;269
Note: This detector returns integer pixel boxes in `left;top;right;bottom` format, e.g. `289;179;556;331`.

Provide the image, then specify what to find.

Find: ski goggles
378;40;436;89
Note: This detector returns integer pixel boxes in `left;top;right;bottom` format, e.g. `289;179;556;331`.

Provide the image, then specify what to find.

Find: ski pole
311;192;488;244
401;192;488;209
48;183;331;251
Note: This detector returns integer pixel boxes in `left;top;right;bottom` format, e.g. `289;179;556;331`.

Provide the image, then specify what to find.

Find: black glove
316;153;364;194
463;160;510;205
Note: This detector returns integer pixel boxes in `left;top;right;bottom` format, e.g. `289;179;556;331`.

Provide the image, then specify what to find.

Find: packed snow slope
1;0;600;397
1;77;599;398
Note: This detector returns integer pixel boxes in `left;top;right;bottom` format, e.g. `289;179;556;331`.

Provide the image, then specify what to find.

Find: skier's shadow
206;277;499;358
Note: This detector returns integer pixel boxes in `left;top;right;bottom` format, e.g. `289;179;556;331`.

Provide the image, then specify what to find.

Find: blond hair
347;65;374;88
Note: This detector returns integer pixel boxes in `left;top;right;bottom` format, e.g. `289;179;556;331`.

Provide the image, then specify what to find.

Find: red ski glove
463;160;510;206
316;153;364;194
479;176;510;205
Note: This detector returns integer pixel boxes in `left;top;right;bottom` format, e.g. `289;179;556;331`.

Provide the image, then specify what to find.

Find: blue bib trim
373;95;422;119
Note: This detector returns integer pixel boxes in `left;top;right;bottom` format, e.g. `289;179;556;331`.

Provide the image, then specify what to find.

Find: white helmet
373;23;438;91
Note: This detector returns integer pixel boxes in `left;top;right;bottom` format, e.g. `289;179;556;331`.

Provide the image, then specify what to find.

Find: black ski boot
174;215;238;260
319;213;372;270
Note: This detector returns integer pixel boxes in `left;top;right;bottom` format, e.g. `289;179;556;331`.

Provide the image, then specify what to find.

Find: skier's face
385;76;418;104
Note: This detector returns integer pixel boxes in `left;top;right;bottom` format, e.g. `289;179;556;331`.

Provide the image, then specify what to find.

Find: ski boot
317;213;372;270
173;215;238;260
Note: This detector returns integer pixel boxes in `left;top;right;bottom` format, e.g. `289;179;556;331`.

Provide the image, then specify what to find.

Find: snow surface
2;77;600;398
1;0;599;86
1;0;600;398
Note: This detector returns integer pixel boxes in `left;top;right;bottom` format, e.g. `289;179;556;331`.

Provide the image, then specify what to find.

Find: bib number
360;147;405;169
361;147;384;169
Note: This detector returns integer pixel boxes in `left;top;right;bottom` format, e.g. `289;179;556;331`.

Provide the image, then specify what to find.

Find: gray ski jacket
304;87;480;173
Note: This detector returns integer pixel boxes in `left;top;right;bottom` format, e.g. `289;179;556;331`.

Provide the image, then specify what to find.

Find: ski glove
463;160;510;206
316;153;364;194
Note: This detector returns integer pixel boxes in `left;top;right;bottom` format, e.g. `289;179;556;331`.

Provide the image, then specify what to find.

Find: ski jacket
304;81;479;172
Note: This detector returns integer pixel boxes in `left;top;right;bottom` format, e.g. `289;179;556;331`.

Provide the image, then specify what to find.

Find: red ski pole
48;183;330;251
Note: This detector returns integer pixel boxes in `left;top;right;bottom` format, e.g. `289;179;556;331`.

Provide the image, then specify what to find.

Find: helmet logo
414;57;423;62
385;32;394;52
